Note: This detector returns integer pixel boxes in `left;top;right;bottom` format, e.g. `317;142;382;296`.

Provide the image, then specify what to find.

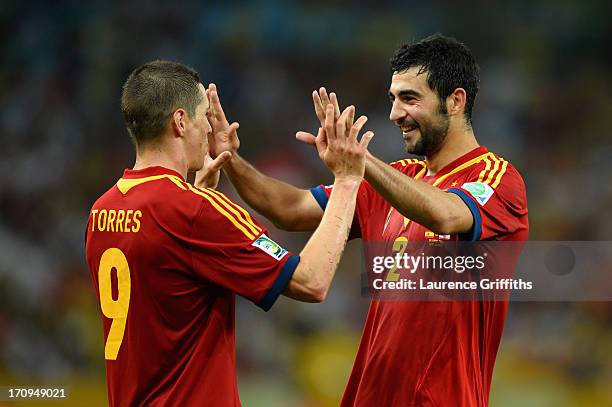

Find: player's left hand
207;83;240;158
194;151;233;189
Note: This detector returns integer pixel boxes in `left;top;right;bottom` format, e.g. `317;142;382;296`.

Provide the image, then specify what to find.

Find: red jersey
310;146;529;406
85;166;299;407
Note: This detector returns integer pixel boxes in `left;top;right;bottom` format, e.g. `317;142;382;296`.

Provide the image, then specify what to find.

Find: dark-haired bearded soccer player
85;60;373;406
219;34;529;406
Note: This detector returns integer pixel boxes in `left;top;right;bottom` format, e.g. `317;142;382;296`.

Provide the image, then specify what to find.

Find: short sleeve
447;163;529;241
188;189;299;311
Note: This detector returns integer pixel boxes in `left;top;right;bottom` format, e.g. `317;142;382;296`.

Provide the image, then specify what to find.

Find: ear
171;108;188;138
447;88;467;117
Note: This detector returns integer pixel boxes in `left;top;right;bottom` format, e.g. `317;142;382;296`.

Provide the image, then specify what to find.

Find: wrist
333;175;362;187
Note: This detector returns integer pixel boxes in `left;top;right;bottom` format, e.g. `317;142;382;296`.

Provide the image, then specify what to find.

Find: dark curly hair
390;34;480;124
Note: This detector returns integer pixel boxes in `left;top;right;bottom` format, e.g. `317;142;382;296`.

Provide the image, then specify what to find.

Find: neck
425;124;479;175
133;142;188;179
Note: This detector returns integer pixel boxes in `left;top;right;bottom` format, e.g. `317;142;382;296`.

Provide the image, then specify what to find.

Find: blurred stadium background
1;0;611;405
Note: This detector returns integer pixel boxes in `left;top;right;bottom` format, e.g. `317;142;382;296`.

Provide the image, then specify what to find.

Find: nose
389;100;405;122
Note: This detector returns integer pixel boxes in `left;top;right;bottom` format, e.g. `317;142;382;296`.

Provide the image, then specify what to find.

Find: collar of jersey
424;145;489;182
117;166;186;194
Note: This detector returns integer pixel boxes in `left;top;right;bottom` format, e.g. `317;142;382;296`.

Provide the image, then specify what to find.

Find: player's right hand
316;104;374;180
206;83;240;159
296;87;347;147
194;151;233;190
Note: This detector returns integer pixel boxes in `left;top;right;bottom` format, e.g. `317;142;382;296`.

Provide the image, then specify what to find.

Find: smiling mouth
401;125;419;137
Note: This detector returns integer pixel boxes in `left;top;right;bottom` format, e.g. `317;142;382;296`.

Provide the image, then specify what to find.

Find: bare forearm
284;177;360;302
224;153;321;230
365;153;472;234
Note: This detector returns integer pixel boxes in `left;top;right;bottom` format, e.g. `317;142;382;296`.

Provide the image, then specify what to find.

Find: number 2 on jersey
386;237;408;282
98;248;131;360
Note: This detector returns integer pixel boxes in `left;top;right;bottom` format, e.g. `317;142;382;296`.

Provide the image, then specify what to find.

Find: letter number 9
98;248;131;360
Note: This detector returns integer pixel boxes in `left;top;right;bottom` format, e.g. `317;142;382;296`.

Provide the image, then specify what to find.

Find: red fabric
315;146;529;406
85;166;294;407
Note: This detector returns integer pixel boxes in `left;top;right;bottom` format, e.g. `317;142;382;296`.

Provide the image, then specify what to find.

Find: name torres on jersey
90;209;142;233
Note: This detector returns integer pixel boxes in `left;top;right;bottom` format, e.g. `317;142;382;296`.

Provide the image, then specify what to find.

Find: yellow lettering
116;210;125;233
91;209;99;232
107;210;117;232
98;209;108;232
125;209;133;232
94;208;141;233
132;210;142;232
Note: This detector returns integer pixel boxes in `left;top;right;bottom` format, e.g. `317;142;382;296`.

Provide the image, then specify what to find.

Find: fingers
359;130;375;149
312;91;325;126
329;92;341;120
324;104;336;141
319;87;331;110
349;115;368;142
228;122;239;134
345;98;355;129
295;131;317;146
314;127;328;155
313;88;343;126
208;83;228;122
210;151;233;171
336;105;354;139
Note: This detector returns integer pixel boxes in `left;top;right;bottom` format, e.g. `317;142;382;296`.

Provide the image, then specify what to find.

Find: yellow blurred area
491;347;612;407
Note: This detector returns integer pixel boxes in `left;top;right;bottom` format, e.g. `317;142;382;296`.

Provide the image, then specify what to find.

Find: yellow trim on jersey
115;174;258;240
167;175;188;190
491;160;509;188
193;186;262;235
391;158;426;167
474;154;507;189
485;157;501;185
206;188;261;234
477;157;492;182
116;175;186;194
185;184;256;240
384;151;504;235
432;152;491;187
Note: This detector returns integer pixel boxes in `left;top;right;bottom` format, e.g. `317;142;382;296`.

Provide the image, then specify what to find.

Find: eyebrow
389;89;423;99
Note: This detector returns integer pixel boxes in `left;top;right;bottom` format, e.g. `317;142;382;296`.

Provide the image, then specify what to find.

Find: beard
402;104;450;157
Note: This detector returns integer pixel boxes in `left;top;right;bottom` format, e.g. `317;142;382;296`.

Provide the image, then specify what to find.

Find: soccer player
217;35;529;406
84;60;373;406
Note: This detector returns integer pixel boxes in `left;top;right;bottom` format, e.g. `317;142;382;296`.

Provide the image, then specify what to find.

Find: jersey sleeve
188;189;299;311
447;161;529;241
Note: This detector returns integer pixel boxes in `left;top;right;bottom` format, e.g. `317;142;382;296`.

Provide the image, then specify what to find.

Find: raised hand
206;83;240;158
315;104;374;180
313;87;342;128
194;151;233;189
296;87;350;147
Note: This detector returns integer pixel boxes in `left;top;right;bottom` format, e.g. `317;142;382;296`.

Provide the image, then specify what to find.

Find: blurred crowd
0;1;611;405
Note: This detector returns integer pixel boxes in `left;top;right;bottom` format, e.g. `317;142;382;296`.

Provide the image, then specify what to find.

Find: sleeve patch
252;234;288;260
461;181;495;206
